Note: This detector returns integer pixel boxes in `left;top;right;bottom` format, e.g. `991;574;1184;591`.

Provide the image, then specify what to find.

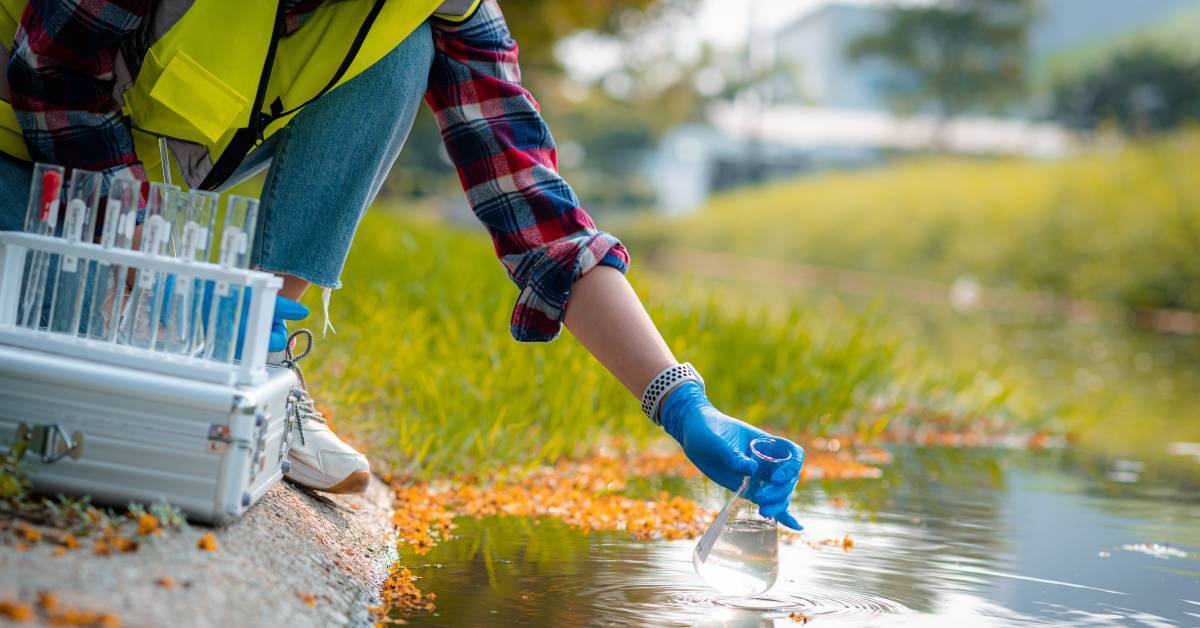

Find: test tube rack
0;231;280;387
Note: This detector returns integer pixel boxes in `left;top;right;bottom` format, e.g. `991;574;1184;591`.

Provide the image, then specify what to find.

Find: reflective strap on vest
433;0;481;22
200;0;386;190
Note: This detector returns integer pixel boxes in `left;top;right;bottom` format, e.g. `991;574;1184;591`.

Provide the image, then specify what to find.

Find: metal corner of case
211;509;239;526
232;391;260;415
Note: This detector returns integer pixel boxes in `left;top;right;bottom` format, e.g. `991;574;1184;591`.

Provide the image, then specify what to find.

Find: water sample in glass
693;438;793;597
120;183;179;349
162;190;218;355
18;163;65;329
47;169;102;335
204;195;258;363
89;178;141;342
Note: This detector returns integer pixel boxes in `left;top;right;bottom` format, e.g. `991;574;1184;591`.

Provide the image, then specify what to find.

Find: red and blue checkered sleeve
7;0;149;185
426;0;630;343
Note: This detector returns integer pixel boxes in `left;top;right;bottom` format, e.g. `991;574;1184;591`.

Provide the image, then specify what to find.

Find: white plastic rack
0;231;280;387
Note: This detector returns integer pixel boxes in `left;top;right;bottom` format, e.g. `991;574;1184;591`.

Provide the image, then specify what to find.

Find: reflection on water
395;447;1199;626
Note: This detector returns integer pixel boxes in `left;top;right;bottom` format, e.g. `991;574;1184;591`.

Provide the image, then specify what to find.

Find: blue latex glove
269;295;309;352
660;382;805;530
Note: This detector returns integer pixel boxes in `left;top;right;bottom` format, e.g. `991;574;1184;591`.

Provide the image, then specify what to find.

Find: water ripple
664;587;910;617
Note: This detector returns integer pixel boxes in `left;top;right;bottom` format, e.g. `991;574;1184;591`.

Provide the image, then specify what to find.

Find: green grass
303;213;1016;477
298;133;1200;477
631;131;1200;312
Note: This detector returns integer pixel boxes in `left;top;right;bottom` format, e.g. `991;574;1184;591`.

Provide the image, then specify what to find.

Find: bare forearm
563;267;676;397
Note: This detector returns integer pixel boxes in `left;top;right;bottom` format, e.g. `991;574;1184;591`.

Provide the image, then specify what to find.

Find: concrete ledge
0;478;395;627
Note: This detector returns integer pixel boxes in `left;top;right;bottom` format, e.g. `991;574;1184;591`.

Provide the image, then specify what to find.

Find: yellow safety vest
0;0;479;188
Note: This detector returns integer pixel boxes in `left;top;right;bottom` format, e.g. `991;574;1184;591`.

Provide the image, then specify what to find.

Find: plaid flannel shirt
7;0;150;182
426;1;629;341
7;0;629;342
5;0;319;182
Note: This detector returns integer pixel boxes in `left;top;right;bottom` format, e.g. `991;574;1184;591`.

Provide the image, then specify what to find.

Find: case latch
14;423;84;464
250;412;269;477
207;424;233;453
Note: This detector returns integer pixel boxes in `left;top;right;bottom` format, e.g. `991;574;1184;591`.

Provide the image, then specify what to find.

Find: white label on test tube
216;229;244;297
219;229;243;266
99;199;121;248
146;215;167;254
180;222;201;261
121;210;137;242
42;197;60;229
61;198;88;272
139;215;167;289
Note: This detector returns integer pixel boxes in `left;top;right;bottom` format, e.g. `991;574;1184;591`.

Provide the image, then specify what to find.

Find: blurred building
654;0;1199;213
652;125;818;216
773;1;893;112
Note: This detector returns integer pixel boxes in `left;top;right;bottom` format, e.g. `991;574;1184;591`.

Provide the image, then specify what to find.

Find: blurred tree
502;1;669;76
1050;48;1200;136
388;0;699;209
846;0;1034;119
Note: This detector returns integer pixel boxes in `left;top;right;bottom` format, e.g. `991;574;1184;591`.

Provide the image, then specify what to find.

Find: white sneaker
275;330;370;494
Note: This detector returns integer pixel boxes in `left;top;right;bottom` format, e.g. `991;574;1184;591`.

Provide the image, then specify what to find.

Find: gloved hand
659;381;805;530
269;295;309;352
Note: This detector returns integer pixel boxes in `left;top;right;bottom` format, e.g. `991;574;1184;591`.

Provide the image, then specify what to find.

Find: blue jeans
0;21;433;291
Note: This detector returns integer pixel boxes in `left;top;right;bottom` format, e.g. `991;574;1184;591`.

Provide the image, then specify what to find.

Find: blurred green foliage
634;131;1200;311
1036;3;1200;88
0;440;30;503
502;1;686;75
385;1;695;209
847;0;1034;117
1051;47;1200;135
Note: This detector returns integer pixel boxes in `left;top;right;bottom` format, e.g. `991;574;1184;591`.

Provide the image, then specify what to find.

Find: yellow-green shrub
637;131;1200;311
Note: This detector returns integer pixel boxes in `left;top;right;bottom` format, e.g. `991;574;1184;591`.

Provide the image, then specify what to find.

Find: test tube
188;191;218;356
18;163;65;328
205;195;258;363
162;190;218;355
120;183;179;349
47;169;102;335
87;177;140;342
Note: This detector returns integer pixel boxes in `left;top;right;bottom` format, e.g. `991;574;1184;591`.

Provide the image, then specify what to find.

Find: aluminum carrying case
0;231;297;524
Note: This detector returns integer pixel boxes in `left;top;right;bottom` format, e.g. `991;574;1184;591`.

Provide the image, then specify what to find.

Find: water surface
395;447;1199;626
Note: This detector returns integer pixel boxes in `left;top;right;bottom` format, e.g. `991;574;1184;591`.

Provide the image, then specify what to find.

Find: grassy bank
303;213;1018;477
633;131;1200;312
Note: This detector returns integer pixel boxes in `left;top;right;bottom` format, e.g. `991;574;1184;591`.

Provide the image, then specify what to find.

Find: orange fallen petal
196;533;218;552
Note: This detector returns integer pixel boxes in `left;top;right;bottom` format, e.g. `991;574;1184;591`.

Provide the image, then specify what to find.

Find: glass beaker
693;437;793;597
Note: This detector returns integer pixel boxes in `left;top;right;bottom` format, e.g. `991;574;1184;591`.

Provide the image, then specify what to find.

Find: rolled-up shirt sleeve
425;0;630;342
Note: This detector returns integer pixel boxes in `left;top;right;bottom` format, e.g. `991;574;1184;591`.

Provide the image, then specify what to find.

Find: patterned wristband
641;363;704;425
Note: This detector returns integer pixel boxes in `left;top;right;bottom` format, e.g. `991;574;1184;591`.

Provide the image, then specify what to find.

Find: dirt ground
0;478;396;627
